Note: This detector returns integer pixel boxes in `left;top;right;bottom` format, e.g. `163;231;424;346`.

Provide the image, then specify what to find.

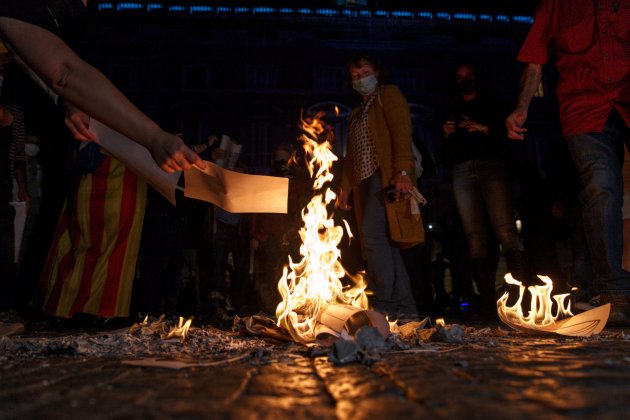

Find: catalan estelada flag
36;155;147;318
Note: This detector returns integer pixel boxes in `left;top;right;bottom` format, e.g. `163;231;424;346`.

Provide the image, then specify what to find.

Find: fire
163;317;193;343
276;112;368;343
497;274;573;328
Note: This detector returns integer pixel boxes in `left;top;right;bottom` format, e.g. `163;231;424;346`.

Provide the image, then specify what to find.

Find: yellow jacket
341;84;414;193
341;84;422;249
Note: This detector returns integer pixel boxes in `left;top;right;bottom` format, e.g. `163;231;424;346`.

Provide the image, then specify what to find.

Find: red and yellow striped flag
37;155;147;318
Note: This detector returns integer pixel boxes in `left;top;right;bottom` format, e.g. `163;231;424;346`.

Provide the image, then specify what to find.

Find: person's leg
452;161;489;261
0;201;15;310
565;119;626;291
210;221;230;297
452;160;496;315
622;191;630;271
392;247;418;317
475;158;532;289
360;173;397;316
566;113;630;323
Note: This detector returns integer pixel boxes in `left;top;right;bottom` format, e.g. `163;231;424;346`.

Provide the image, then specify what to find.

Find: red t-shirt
517;0;630;136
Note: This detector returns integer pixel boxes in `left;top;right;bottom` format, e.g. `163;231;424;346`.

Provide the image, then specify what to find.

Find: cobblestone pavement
1;319;629;419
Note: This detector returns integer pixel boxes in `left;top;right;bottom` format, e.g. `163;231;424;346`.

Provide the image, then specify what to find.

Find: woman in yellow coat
338;53;418;319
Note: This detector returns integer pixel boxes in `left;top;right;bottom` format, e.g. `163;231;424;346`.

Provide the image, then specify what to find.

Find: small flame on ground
276;112;368;343
436;318;445;327
497;274;573;328
163;317;193;343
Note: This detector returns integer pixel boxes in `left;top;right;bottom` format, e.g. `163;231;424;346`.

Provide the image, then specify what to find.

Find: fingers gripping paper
184;161;288;213
90;122;287;213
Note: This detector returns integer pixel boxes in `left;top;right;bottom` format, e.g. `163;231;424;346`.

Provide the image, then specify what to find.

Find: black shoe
599;294;630;326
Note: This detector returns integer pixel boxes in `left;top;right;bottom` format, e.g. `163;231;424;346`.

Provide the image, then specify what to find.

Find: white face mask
352;74;379;96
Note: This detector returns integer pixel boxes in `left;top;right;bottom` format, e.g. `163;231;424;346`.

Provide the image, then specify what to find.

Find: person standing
506;0;630;324
337;53;419;319
441;60;525;318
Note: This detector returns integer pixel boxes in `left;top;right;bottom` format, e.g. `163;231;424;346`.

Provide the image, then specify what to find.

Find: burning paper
162;317;193;343
275;113;381;344
314;304;389;346
497;274;610;337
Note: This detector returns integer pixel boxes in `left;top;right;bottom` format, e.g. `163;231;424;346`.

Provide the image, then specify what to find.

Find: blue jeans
359;173;417;316
565;111;630;296
452;157;522;260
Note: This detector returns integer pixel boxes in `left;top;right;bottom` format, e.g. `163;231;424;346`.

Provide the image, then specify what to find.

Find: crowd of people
0;0;628;328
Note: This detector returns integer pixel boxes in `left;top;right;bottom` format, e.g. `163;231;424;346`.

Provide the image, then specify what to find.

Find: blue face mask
352;74;379;96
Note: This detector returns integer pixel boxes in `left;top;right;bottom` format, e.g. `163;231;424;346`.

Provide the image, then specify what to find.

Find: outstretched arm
0;17;204;173
506;63;542;140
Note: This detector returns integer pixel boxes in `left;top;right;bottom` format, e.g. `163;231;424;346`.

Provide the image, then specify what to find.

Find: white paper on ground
184;161;288;213
90;119;181;205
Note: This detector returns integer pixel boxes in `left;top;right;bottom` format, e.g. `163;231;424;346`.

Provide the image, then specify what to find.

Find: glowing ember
497;274;573;329
163;317;193;343
276;112;368;343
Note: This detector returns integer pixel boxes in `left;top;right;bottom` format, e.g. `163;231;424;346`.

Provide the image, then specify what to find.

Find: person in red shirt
506;0;630;325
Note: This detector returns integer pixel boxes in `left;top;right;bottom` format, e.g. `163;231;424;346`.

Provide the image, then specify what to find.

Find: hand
64;104;97;142
506;108;528;140
390;171;413;200
443;120;456;138
458;116;487;134
147;130;206;173
336;186;352;211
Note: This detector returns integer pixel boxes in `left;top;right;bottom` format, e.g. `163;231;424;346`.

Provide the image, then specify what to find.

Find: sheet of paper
498;303;610;337
90;120;181;205
184;161;288;213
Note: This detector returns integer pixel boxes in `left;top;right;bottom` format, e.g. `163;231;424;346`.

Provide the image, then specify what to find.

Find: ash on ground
0;314;625;368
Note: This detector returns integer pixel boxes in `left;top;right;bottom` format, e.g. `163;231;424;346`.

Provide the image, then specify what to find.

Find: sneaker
599;294;630;327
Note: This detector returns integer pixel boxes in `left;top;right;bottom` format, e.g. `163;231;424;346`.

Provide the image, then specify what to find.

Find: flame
436;318;445;327
276;112;368;343
497;274;573;328
163;317;193;343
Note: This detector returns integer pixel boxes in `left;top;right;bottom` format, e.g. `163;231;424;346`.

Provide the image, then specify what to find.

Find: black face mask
456;79;477;94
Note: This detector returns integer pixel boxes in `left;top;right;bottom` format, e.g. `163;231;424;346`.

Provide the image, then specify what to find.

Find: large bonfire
275;112;369;343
